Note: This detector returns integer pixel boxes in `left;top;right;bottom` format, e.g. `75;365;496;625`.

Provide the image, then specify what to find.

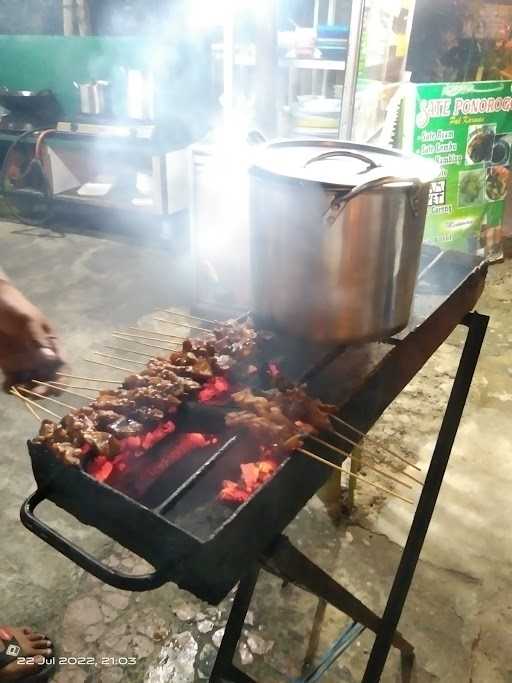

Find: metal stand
362;311;488;681
210;311;489;683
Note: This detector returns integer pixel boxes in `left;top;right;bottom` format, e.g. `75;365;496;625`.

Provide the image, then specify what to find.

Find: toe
27;632;45;642
31;639;52;650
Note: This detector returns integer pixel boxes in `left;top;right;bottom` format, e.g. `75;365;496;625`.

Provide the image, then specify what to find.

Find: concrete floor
0;219;510;683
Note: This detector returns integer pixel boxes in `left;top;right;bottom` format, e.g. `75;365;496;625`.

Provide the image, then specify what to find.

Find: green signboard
405;81;511;258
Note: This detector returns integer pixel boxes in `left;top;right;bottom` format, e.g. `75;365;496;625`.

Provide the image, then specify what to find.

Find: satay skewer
84;358;134;373
104;345;153;359
32;380;95;400
50;381;104;393
127;327;184;341
328;426;424;486
92;351;146;366
161;309;217;325
11;387;41;420
308;435;414;490
10;389;61;421
330;414;422;473
56;373;119;384
112;334;176;353
298;447;413;505
154;317;211;333
17;386;77;412
113;331;180;346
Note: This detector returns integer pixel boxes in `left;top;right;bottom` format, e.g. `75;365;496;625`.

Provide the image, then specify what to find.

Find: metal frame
210;310;489;682
338;0;365;140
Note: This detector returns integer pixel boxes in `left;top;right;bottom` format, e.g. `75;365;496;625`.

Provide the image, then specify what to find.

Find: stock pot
249;140;439;344
74;81;111;115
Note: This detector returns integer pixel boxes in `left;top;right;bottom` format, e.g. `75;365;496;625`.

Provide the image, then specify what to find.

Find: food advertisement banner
408;81;511;259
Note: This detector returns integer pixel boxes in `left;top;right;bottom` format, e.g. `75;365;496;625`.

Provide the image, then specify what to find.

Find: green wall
0;36;159;118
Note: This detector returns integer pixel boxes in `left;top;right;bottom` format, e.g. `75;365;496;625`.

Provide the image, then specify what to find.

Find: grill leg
264;536;413;655
301;598;327;675
362;311;489;682
210;566;260;683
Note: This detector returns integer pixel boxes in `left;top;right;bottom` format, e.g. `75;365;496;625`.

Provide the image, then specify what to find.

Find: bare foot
0;627;53;681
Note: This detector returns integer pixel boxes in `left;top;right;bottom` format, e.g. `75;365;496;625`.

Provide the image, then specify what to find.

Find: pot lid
249;139;440;188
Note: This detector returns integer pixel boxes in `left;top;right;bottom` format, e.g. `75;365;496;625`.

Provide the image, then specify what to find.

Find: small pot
74;81;111;116
249;140;440;343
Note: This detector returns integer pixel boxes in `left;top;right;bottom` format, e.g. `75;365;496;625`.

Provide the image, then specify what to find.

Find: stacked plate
291;96;341;138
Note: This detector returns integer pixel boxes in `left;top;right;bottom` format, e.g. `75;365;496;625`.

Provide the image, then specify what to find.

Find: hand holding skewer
0;277;64;392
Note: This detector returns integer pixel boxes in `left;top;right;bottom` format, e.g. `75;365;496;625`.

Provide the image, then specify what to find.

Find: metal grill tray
24;418;332;604
21;246;487;604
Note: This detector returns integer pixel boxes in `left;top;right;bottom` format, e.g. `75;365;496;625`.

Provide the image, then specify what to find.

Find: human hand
0;280;64;391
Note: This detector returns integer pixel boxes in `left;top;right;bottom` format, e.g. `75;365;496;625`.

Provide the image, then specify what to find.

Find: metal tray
21;408;334;603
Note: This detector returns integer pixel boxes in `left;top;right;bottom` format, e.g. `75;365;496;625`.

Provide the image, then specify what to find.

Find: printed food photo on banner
465;124;496;164
485;166;509;201
458;169;485;206
490;134;512;165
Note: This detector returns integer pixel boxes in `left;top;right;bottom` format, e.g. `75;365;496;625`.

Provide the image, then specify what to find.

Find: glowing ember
86;420;176;482
198;376;231;403
219;456;279;504
134;432;215;497
87;455;113;482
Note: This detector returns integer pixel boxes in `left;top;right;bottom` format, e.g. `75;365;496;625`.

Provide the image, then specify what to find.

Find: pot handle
324;175;422;225
20;487;172;591
305;149;380;173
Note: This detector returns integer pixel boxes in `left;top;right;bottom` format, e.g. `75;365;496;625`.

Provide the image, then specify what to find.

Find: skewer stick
11;387;41;420
32;380;95;401
114;330;180;345
162;309;217;325
298;448;413;505
92;351;146;366
56;373;119;384
51;381;105;392
154;317;212;333
112;334;176;353
10;389;61;421
104;345;153;359
308;435;413;490
17;386;77;411
329;415;422;473
329;425;424;486
84;358;134;373
127;327;184;341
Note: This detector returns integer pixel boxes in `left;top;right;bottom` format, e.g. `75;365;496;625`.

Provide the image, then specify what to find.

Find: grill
19;244;488;682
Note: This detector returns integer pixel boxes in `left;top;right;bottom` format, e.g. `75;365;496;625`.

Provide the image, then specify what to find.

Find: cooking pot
74;81;111;116
249;140;440;343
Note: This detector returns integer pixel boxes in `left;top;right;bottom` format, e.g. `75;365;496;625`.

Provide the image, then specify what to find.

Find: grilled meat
32;318;272;467
266;386;337;432
226;386;336;451
37;419;56;440
225;410;299;449
83;431;120;459
51;442;82;466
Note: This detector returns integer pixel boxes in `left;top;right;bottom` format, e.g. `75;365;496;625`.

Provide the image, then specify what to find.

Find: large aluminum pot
74;81;111;115
249;140;440;343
